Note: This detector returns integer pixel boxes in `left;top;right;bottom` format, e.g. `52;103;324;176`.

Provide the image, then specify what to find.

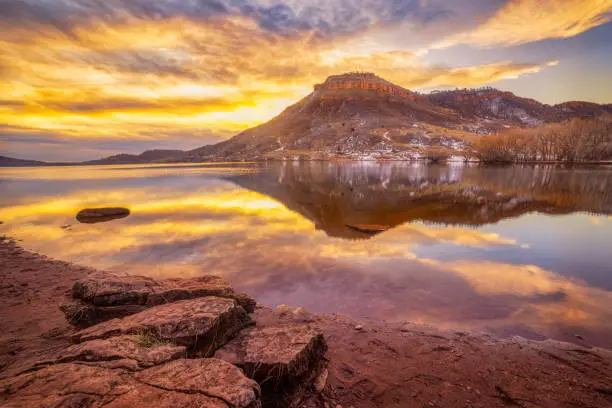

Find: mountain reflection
228;162;612;239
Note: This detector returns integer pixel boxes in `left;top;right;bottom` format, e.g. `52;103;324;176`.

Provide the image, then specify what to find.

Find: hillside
183;73;611;162
184;73;465;161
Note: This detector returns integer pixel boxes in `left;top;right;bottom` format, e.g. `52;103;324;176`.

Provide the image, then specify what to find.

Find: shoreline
2;158;612;168
1;236;611;407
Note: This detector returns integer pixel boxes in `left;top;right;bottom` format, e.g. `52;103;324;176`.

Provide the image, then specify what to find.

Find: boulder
76;207;130;223
1;359;261;408
72;297;252;356
63;274;256;326
215;322;327;406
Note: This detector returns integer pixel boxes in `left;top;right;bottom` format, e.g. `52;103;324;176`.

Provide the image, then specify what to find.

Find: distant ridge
0;156;47;167
0;150;187;167
83;149;185;165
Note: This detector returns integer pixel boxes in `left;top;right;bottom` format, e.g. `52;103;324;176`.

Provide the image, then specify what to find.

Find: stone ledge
72;297;252;357
62;273;256;327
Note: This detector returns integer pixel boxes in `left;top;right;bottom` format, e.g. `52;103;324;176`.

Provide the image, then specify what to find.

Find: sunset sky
1;0;611;161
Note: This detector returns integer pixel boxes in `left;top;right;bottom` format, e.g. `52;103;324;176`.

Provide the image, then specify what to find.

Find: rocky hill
427;88;562;126
184;73;462;162
555;101;612;117
182;73;611;162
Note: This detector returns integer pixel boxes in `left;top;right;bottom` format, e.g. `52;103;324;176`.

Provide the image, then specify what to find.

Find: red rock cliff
314;73;419;101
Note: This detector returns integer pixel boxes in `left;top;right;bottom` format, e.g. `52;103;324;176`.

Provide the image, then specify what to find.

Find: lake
1;162;611;348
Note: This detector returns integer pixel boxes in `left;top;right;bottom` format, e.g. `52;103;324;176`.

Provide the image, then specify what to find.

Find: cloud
434;0;612;48
0;0;464;37
410;61;550;88
0;125;225;161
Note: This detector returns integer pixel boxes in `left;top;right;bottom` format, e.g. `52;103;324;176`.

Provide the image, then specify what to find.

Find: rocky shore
1;236;611;407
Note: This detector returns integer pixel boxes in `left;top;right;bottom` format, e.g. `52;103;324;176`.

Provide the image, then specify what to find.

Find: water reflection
1;162;611;348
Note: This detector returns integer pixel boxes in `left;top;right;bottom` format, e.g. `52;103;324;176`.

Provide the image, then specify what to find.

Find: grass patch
133;331;172;348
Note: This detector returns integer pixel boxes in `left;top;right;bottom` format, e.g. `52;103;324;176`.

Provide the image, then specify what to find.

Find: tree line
475;115;612;163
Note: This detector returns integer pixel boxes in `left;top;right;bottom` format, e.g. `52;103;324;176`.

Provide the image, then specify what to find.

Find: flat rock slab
1;359;261;408
72;273;155;306
137;358;261;408
55;335;186;371
147;276;253;310
72;297;252;356
215;323;327;383
64;274;255;326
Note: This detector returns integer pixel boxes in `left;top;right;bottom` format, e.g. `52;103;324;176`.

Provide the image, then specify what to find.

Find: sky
0;0;611;161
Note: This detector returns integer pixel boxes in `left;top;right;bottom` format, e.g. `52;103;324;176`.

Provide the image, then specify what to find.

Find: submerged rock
345;224;390;234
72;297;252;356
76;207;130;223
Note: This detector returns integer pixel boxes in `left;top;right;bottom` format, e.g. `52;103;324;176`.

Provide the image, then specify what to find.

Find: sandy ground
1;236;611;407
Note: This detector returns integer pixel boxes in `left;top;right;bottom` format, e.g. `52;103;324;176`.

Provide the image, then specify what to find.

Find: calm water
1;162;611;348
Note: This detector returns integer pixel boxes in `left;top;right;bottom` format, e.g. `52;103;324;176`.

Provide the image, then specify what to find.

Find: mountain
184;73;464;161
183;73;611;162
